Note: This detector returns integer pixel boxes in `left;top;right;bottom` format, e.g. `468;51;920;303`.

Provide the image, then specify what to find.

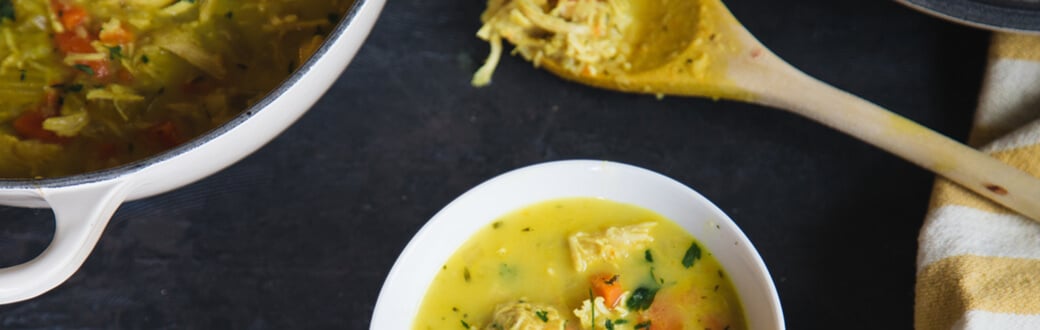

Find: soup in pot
0;0;352;178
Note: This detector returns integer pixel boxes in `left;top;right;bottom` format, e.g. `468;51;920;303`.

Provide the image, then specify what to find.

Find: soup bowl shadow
0;0;385;304
372;160;785;329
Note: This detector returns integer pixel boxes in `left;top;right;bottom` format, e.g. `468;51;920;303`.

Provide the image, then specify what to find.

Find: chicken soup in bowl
372;160;784;329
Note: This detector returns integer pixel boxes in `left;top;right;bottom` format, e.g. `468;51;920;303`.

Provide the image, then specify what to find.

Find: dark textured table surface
0;0;988;329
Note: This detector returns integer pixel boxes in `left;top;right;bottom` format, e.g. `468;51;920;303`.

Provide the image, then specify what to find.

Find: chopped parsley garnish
141;55;150;64
73;64;94;76
626;286;658;311
644;249;653;262
0;0;14;22
521;227;531;232
614;319;628;325
535;310;548;322
682;241;702;268
591;289;596;329
604;274;618;285
18;69;25;81
108;46;123;60
634;321;651;329
463;267;471;282
460;320;470;329
52;83;83;92
605;319;614;330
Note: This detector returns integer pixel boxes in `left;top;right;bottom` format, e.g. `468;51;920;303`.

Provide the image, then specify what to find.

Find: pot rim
898;0;1040;34
0;0;371;190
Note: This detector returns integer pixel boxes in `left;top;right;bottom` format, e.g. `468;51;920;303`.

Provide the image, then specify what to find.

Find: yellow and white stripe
916;34;1040;330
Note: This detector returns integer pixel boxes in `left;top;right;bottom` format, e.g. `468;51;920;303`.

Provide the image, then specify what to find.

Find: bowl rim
0;0;372;189
897;0;1040;33
372;160;785;329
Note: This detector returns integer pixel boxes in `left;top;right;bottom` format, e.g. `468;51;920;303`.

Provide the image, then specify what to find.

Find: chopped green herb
604;274;618;285
626;286;659;311
19;69;25;81
605;319;614;330
108;46;123;60
73;64;94;76
463;268;471;282
0;0;14;22
461;320;470;329
682;242;702;268
589;288;596;330
141;55;150;63
644;249;653;263
634;321;651;329
50;83;81;92
492;221;502;229
521;227;531;232
535;310;548;322
614;319;628;324
181;0;196;3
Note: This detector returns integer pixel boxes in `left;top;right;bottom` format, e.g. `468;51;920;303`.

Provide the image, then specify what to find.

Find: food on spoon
471;0;633;86
413;197;747;330
0;0;352;178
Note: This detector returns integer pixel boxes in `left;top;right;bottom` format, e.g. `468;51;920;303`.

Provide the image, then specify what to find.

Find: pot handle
0;179;131;304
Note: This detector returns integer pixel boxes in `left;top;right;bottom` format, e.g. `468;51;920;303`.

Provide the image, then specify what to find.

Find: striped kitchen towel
915;33;1040;330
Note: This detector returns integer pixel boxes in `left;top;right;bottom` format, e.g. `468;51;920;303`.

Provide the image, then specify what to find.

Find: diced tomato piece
117;69;134;83
54;31;95;54
59;6;88;31
146;121;181;149
81;60;112;80
13;110;67;144
97;142;117;159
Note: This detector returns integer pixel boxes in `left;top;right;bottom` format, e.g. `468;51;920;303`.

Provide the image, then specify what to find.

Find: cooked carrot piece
58;6;88;30
99;23;134;45
591;273;624;308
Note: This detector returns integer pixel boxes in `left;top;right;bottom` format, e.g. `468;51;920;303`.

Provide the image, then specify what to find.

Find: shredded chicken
569;222;657;272
472;0;632;86
484;300;567;330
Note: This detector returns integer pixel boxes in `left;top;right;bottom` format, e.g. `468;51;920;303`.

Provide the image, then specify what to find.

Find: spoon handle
740;53;1040;221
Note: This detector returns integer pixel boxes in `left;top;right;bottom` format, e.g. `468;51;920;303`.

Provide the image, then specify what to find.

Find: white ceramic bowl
372;160;785;329
0;0;385;304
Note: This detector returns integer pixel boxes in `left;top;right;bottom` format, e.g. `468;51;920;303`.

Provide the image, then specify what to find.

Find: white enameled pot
0;0;385;304
372;160;785;329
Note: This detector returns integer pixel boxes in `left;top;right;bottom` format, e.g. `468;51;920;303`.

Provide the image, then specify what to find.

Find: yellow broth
414;197;747;330
0;0;353;178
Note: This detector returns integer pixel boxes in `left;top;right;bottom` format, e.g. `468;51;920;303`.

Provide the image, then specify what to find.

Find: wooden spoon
501;0;1040;221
